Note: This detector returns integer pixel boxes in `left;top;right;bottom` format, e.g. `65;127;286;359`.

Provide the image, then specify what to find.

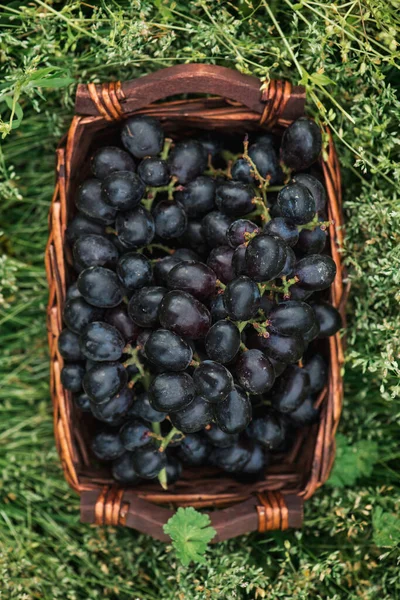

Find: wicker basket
45;64;348;542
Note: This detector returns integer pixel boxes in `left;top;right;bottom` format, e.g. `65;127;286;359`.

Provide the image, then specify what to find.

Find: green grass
1;1;400;598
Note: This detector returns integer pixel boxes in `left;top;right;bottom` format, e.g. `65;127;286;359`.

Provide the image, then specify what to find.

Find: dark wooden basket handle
75;64;305;125
80;488;303;542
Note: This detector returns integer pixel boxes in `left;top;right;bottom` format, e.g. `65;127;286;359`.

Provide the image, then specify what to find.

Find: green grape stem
298;214;334;231
161;137;173;160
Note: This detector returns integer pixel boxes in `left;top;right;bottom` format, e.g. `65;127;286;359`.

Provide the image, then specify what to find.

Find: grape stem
123;345;152;390
138;242;175;255
151;422;168;490
161;137;173;161
297;214;334;232
215;279;226;291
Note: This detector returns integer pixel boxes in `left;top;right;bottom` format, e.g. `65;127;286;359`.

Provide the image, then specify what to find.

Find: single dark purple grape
197;133;221;159
120;419;152;450
295;255;336;291
256;132;275;148
170;395;213;433
66;282;81;301
74;391;91;412
76;179;117;225
77;267;122;308
144;328;193;371
102;171;145;211
115;206;155;248
277;183;316;225
232;243;247;276
153;200;187;240
245;234;288;282
236;349;275;394
149;371;195;412
167;261;216;301
311;301;342;337
60;363;85;392
227;219;259;248
104;304;140;343
131;443;167;479
288;397;319;427
207;246;234;284
80;321;125;362
223;276;260;321
259;294;275;316
174;248;200;261
215;181;254;217
230;158;253;183
291;173;326;213
165;456;182;485
128;286;167;328
168;140;207;184
250;330;305;364
205;320;241;364
303;353;328;394
247;413;286;450
204;424;238;448
296;226;327;255
268;356;287;377
211;442;251;472
267;301;317;336
178;175;215;217
179;434;210;465
73;234;118;270
83;361;127;403
58;328;84;361
271;365;310;413
280;117;322;171
127;391;165;423
279;247;296;277
154;255;181;286
303;319;320;344
90;386;134;425
214;385;252;434
138;157;169;186
91;146;135;180
112;452;141;484
263;217;299;247
116;252;152;291
121;116;164;158
248;143;280;184
159;290;211;339
66;213;105;244
193;360;234;404
201;211;233;248
288;283;313;301
210;294;228;323
92;431;124;461
239;443;266;475
178;219;209;255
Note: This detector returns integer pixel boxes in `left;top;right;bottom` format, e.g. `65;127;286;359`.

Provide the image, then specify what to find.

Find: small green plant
327;434;379;487
163;507;216;566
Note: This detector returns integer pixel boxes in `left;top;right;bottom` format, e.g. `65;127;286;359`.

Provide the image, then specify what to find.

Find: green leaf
163;507;216;566
373;507;400;548
29;77;75;89
327;434;378;487
310;72;336;87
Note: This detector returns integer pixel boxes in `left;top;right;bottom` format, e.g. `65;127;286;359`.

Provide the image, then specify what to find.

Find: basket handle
75;63;305;125
80;488;303;542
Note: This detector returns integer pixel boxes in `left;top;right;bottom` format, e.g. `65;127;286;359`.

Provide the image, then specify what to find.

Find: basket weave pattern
45;65;347;541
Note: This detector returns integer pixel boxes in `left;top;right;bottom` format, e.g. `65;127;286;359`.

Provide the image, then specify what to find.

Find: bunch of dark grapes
60;115;341;488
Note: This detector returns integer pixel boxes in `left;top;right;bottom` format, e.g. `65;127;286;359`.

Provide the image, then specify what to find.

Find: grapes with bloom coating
170;395;213;433
271;365;310;413
76;179;117;224
144;328;193;371
149;371;195;412
91;146;135;179
80;321;125;362
92;431;124;461
128;286;167;328
277;182;316;225
102;171;145;211
223;276;260;321
206;246;234;284
77;267;122;308
168;140;207;184
236;349;275;395
193;360;234;404
112;452;141;484
214;385;252;434
83;361;127;403
280;117;322;171
205;320;241;364
311;301;342;337
121;116;164;158
245;234;288;282
159;290;211;339
167;261;216;301
90;386;133;425
132;444;167;479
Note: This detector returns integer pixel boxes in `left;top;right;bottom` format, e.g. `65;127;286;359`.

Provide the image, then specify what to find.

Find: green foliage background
0;1;399;598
